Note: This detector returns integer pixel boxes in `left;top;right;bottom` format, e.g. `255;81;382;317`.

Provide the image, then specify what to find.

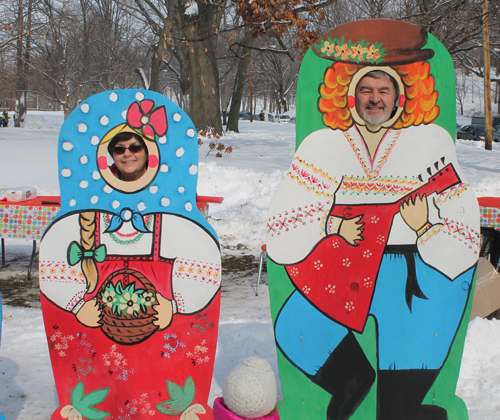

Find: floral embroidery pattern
344;129;401;179
364;277;373;287
267;201;332;236
343;258;351;267
190;313;216;335
161;333;186;359
345;301;355;312
302;285;311;294
74;332;97;380
103;344;135;381
315;36;387;64
40;261;86;312
118;393;157;418
174;258;221;286
314;260;323;270
287;156;337;197
186;339;210;365
339;175;421;196
50;330;75;357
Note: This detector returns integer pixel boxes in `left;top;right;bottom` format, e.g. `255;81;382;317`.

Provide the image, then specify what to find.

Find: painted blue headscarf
54;89;216;238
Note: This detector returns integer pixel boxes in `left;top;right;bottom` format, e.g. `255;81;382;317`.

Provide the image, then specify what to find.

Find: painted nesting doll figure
39;90;221;420
266;20;479;420
0;291;5;420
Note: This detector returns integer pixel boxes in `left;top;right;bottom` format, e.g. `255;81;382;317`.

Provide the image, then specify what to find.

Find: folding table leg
28;240;37;280
0;238;9;270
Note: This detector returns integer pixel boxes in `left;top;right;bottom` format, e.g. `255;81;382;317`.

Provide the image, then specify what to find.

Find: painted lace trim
287;157;337;197
339;175;421;195
344;129;401;179
267;200;333;236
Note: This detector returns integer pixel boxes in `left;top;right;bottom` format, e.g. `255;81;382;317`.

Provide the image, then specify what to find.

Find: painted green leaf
156;398;185;416
156;377;196;416
79;404;111;420
70;381;85;406
167;380;185;401
81;387;109;407
183;377;195;403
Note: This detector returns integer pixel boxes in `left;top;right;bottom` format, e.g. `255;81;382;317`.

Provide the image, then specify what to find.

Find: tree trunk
227;32;254;133
15;0;26;127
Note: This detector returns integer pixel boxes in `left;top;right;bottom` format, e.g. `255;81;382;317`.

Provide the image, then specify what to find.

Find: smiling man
355;70;398;125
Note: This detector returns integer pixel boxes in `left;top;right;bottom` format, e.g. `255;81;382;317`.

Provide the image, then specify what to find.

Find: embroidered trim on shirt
40;261;87;284
417;222;433;237
417;224;443;245
435;183;469;206
339;175;421;195
173;258;221;286
344;129;401;179
417;219;481;253
267;201;333;236
287;157;337;197
327;216;343;235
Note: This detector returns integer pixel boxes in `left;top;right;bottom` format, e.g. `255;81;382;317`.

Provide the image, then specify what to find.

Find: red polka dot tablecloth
0;196;60;240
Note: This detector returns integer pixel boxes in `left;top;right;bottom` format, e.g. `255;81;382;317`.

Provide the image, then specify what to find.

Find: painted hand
76;298;102;327
153;294;174;330
339;215;364;246
400;194;429;232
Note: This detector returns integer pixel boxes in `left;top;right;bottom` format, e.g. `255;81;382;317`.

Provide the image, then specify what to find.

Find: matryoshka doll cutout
266;20;480;420
0;291;5;420
39;90;221;420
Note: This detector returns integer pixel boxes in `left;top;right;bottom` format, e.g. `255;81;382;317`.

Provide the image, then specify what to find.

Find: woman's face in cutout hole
110;134;148;182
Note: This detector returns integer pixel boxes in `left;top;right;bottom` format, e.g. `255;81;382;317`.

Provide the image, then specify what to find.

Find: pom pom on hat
222;357;277;419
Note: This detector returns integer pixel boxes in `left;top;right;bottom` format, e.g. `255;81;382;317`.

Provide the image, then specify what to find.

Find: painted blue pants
275;253;475;375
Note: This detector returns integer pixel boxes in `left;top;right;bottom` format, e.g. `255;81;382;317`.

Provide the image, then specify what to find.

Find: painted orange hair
318;61;439;130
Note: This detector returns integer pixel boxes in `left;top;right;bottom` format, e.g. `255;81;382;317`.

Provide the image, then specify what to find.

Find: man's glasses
111;143;145;155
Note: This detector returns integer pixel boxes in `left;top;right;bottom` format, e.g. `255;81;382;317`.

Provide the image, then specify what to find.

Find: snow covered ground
1;109;500;419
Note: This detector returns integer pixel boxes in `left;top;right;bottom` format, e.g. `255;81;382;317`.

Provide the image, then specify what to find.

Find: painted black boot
310;332;376;420
377;369;448;420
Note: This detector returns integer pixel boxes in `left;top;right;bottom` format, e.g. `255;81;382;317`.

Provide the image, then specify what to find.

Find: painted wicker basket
98;268;159;345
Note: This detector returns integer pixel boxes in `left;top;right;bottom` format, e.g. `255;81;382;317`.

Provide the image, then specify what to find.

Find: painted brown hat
312;19;434;66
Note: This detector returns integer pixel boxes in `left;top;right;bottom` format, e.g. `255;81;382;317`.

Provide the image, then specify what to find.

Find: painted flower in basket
97;270;166;345
102;281;156;316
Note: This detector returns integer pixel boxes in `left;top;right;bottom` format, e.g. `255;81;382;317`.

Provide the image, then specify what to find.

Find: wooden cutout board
267;20;479;420
39;90;221;420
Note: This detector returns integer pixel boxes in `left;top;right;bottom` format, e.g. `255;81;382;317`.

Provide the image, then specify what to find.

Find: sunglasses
111;143;145;155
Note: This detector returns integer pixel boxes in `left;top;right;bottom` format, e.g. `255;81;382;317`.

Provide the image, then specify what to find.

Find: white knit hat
222;357;277;419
